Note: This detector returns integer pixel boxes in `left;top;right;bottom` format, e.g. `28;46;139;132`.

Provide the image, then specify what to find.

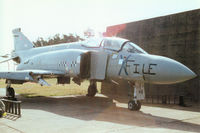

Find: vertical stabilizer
12;28;35;51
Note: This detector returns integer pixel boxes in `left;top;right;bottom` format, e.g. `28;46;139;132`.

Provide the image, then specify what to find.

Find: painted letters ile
118;55;157;76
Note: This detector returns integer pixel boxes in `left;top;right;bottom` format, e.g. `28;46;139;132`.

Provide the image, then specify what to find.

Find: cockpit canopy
82;37;147;54
102;37;127;51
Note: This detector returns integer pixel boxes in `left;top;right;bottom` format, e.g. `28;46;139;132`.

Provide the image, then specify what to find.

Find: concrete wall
102;9;200;102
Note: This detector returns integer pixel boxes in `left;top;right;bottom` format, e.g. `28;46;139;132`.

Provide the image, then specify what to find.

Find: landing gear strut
128;81;145;111
86;80;97;97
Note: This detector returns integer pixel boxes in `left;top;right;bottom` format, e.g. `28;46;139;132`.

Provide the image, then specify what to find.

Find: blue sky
0;0;200;55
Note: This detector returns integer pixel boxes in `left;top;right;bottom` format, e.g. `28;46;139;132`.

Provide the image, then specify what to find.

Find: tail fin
12;28;35;51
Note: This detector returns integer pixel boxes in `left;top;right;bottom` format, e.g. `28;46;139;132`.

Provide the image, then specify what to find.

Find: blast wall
102;9;200;102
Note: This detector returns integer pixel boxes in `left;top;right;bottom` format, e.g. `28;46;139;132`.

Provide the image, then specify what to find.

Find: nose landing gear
128;81;145;111
128;100;141;111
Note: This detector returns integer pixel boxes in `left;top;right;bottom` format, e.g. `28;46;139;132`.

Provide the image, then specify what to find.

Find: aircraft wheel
86;84;97;97
6;87;15;99
135;101;141;111
128;100;141;111
128;100;136;110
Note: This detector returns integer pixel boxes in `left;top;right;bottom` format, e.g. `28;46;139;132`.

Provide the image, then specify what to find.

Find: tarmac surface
0;88;200;133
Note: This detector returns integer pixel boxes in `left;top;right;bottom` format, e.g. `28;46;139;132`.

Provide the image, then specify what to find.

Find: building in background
102;9;200;102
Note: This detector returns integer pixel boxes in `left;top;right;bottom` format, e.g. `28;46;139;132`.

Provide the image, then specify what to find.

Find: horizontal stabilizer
0;54;19;64
0;54;10;58
0;58;13;64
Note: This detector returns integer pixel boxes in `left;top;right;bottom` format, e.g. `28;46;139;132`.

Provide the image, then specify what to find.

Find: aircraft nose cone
149;55;197;84
171;61;197;82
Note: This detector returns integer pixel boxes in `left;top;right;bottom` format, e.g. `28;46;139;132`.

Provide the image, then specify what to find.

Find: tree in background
33;34;84;47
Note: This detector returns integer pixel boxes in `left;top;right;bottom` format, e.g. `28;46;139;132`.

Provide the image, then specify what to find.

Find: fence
144;95;193;105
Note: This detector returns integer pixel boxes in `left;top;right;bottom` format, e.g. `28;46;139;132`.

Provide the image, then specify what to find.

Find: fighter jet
0;28;197;111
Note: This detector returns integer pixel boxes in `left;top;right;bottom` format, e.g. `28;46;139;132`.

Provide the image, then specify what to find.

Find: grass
0;79;101;97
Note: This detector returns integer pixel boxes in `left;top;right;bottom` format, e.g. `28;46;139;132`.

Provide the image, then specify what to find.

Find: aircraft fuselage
16;38;196;85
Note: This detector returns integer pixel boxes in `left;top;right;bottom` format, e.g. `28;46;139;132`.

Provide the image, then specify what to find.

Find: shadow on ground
14;94;200;132
3;114;20;121
99;94;200;113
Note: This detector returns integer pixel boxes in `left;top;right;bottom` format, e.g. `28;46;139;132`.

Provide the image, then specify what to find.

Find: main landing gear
6;84;16;100
86;80;97;97
128;81;145;111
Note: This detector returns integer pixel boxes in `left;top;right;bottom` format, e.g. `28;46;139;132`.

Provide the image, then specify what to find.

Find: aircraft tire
128;100;141;111
135;101;141;111
86;84;97;97
128;100;136;110
7;87;15;99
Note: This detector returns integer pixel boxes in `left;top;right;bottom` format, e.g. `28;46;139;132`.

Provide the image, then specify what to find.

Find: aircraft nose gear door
128;81;145;111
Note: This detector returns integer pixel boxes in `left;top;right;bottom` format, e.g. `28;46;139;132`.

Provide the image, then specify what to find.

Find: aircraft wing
0;54;10;58
0;70;65;86
21;69;65;76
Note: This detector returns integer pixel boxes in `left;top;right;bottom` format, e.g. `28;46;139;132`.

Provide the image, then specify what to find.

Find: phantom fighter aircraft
0;28;197;111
